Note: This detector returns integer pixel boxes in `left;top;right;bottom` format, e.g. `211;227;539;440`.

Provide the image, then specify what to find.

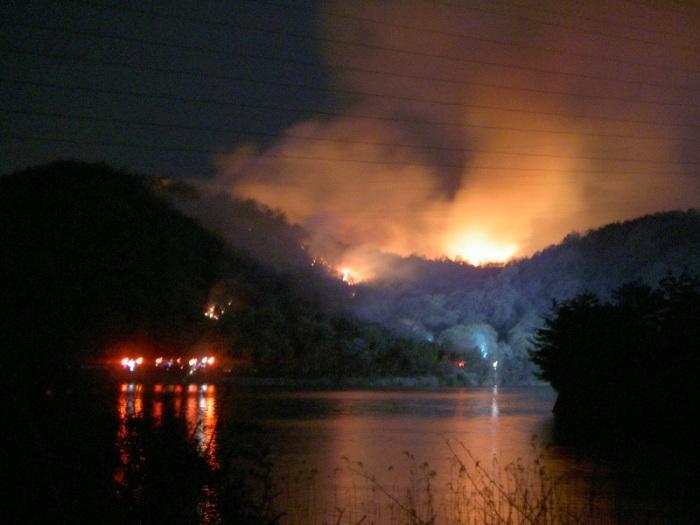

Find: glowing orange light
204;304;222;320
136;356;144;365
188;358;197;367
446;232;518;266
155;357;163;365
338;267;365;284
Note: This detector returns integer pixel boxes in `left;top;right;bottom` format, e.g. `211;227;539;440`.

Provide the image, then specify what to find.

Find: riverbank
221;374;546;388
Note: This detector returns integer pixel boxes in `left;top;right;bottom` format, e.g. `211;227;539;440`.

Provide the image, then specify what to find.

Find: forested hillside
350;211;700;383
158;175;700;384
1;161;440;386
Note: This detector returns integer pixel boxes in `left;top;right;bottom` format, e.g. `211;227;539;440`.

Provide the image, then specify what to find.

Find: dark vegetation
0;160;443;385
156;169;700;385
3;160;700;521
530;275;700;459
6;162;700;388
1;160;224;389
0;160;440;522
349;210;700;384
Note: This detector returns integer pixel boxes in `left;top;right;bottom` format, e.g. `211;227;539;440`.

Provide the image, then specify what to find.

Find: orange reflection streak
202;386;218;464
115;383;144;488
183;385;218;467
173;392;183;416
114;382;220;488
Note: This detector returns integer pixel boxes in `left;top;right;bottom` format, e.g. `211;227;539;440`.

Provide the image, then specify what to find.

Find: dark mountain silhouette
154;174;700;384
5;160;699;386
0;161;440;386
1;161;226;385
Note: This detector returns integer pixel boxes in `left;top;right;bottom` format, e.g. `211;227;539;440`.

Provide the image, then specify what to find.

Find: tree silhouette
530;275;700;445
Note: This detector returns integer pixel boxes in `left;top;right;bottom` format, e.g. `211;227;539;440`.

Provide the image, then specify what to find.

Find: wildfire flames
212;1;699;270
339;267;360;284
446;232;518;267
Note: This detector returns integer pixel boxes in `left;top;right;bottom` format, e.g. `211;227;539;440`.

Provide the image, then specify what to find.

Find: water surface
116;384;693;524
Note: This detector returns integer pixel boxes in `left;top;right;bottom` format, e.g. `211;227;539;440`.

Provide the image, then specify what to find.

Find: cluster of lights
120;356;144;372
120;356;217;373
204;304;222;320
186;356;216;374
203;300;233;321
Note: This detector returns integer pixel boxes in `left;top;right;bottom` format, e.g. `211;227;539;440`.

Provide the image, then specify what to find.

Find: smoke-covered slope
1;161;441;383
153;176;700;384
350;210;700;383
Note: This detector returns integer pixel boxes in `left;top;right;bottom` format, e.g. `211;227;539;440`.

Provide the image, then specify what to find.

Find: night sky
3;0;700;264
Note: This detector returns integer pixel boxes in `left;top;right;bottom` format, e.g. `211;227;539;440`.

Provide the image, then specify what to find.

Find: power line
623;0;700;21
2;133;691;177
75;0;700;58
40;1;700;93
420;0;700;54
5;49;700;130
4;78;699;141
259;0;700;72
437;0;697;40
4;108;698;166
8;22;700;110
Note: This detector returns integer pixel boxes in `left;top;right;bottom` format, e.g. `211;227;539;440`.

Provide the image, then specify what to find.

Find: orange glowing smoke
212;1;699;268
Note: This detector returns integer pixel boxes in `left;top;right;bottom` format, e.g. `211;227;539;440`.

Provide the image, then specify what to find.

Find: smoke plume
213;0;700;269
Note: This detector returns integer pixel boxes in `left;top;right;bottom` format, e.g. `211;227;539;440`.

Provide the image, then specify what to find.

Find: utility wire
4;49;700;130
2;133;690;177
3;78;698;141
261;0;700;66
623;0;700;21
40;1;700;93
4;108;698;166
7;22;699;110
419;0;700;54
427;0;697;40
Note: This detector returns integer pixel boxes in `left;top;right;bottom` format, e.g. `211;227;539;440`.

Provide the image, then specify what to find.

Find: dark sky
2;0;329;178
3;0;700;263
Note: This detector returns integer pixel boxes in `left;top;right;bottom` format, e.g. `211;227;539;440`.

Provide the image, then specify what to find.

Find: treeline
154;169;700;386
1;161;224;388
529;275;700;445
0;160;443;384
351;210;700;384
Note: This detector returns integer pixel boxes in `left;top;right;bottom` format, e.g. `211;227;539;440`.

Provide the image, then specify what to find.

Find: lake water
116;384;695;524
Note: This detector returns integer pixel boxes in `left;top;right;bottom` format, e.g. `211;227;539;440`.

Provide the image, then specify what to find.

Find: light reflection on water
116;383;218;465
111;386;689;524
